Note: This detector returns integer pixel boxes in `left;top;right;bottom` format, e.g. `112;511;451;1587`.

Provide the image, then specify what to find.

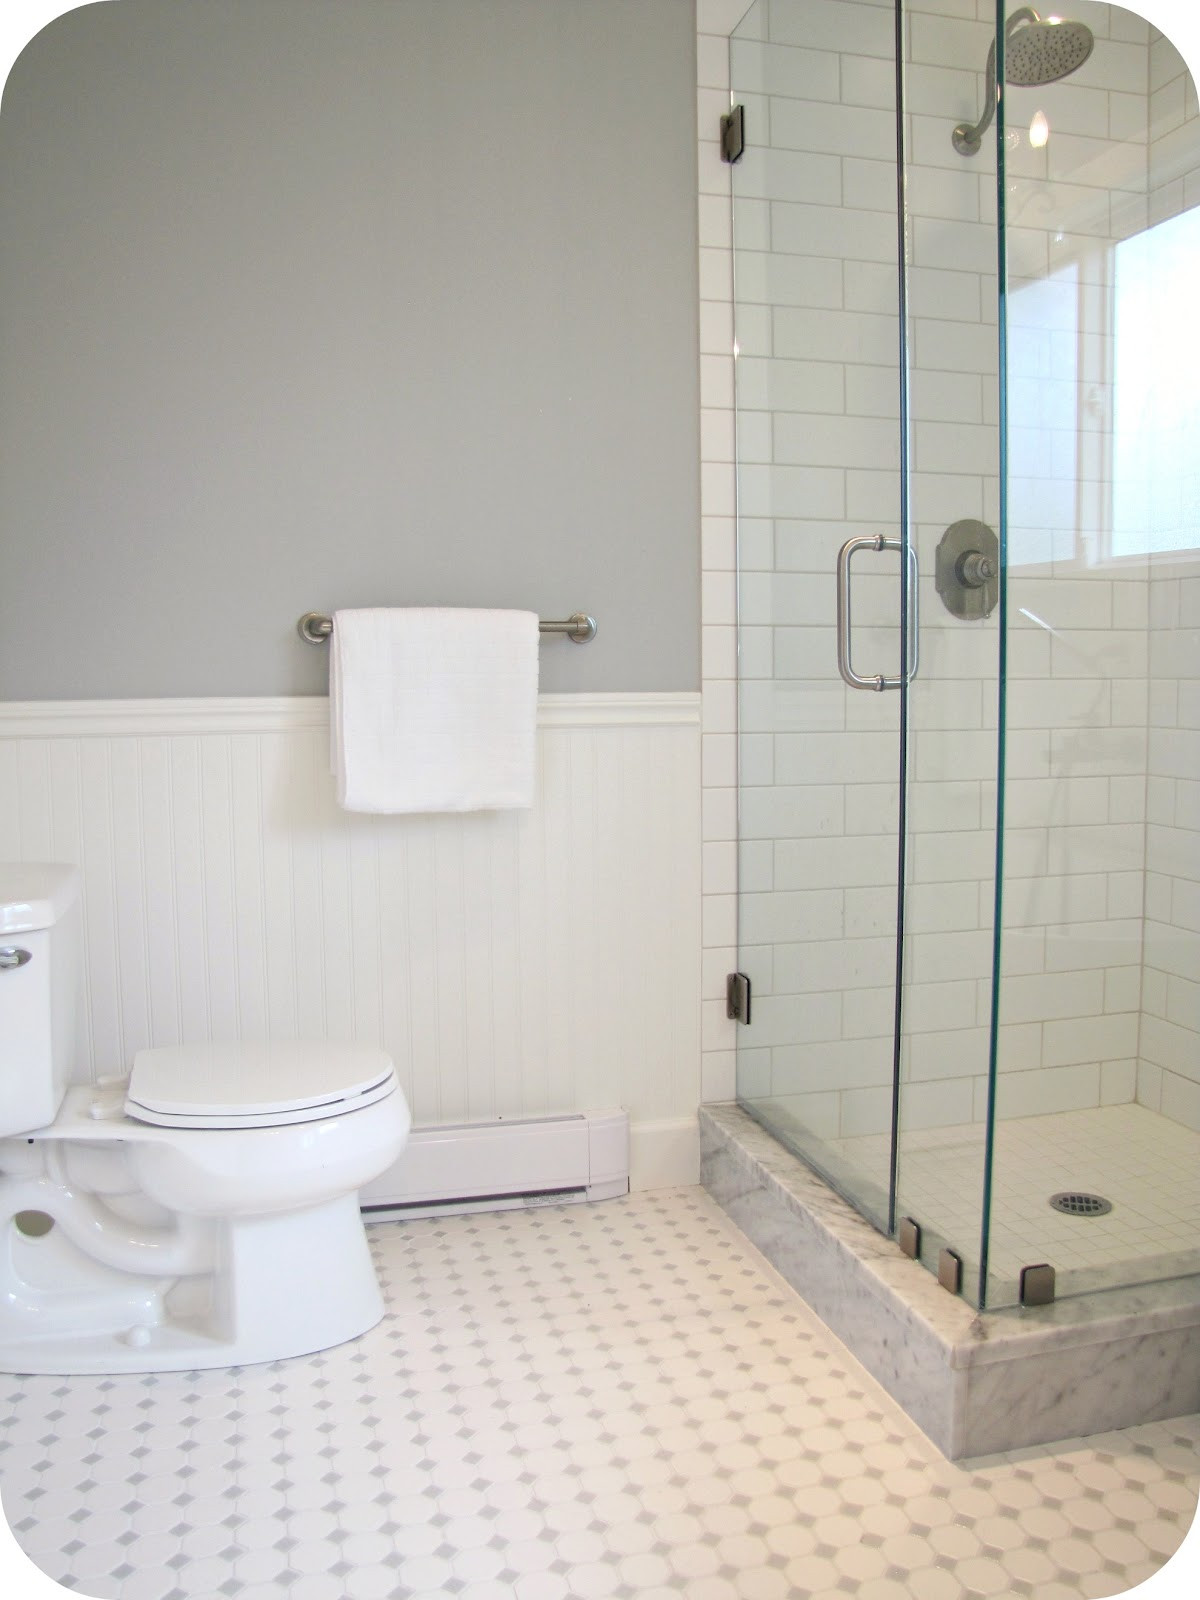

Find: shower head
951;10;1096;157
1006;19;1095;86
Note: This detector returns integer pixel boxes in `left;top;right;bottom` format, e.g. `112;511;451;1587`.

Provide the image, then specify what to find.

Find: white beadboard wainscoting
0;692;703;1188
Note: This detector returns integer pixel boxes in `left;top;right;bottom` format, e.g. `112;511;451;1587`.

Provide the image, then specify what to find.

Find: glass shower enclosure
730;0;1200;1310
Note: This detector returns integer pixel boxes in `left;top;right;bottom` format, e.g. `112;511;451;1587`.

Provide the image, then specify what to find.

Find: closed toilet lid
125;1041;397;1129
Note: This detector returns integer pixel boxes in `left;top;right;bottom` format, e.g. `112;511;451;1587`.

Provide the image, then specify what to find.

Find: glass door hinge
726;971;751;1024
938;1248;963;1294
897;1217;921;1259
1020;1263;1056;1306
721;104;746;163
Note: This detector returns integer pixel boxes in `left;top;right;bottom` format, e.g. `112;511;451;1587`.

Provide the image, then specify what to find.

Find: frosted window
1111;204;1200;558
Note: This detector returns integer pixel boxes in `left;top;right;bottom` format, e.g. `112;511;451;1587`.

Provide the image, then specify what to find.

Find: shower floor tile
830;1103;1200;1298
2;1187;1197;1600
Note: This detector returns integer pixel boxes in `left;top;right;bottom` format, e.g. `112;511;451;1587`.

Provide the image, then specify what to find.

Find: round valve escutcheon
935;519;999;620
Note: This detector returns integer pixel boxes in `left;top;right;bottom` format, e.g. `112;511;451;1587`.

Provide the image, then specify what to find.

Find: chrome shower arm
952;38;998;157
1004;7;1042;33
951;7;1042;157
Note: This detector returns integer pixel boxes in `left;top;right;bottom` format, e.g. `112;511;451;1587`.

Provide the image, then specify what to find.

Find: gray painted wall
0;0;699;698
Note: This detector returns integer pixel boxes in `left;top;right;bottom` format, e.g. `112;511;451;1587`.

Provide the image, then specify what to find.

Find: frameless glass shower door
730;0;911;1237
984;2;1200;1306
731;0;1200;1311
888;0;1006;1305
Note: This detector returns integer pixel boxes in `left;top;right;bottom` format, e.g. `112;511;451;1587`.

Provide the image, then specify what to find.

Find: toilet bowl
0;864;411;1374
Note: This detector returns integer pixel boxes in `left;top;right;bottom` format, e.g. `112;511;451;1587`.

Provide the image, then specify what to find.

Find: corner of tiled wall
697;0;745;1105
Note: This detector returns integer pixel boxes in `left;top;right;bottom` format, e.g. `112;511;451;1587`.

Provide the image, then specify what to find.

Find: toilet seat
125;1041;397;1129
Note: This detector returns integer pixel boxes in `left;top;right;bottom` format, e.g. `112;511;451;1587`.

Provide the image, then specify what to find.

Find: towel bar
297;611;597;645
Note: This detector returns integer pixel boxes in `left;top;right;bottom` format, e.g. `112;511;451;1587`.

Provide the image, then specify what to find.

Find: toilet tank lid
128;1040;397;1118
0;862;81;934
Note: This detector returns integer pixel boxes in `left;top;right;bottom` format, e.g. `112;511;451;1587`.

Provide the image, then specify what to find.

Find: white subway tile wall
697;0;1199;1164
1138;24;1200;1132
1141;558;1200;1130
697;0;746;1107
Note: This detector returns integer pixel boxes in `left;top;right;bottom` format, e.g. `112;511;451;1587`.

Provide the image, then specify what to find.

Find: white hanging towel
329;608;540;813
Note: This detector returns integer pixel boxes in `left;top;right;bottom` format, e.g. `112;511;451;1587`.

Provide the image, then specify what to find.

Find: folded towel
330;608;540;813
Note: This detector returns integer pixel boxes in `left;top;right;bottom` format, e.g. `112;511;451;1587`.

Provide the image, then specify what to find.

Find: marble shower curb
700;1103;1200;1459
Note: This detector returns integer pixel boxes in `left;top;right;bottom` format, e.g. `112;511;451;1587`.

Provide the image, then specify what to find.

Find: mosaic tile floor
835;1103;1200;1299
1;1188;1197;1600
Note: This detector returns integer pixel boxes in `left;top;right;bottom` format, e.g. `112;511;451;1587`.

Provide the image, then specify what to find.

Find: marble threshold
700;1102;1200;1461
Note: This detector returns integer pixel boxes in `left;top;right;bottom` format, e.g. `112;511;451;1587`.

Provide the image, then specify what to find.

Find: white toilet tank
0;863;82;1137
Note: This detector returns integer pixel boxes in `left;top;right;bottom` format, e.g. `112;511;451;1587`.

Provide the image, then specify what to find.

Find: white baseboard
359;1110;700;1219
629;1116;700;1190
360;1107;629;1217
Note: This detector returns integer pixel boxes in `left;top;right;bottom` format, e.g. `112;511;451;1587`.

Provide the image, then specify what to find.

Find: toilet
0;862;411;1374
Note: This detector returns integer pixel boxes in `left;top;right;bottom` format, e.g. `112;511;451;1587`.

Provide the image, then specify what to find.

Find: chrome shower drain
1049;1191;1112;1217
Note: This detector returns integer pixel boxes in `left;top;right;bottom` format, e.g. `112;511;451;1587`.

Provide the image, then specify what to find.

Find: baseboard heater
359;1107;630;1221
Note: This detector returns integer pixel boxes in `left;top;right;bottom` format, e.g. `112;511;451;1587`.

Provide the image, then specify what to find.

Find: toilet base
0;1192;386;1375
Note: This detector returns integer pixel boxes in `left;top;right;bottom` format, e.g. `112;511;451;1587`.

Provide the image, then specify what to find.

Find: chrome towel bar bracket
297;611;597;645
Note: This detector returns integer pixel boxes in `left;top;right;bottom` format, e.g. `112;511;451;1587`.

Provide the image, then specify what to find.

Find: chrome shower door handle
835;534;919;691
